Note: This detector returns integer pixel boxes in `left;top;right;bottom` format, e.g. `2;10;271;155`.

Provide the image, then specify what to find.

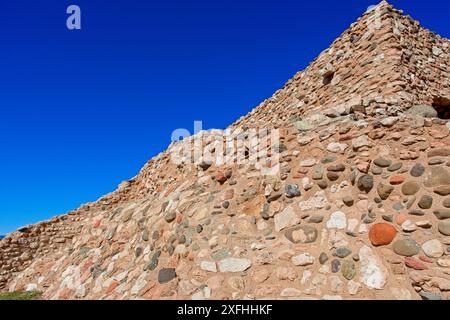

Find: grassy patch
0;291;42;300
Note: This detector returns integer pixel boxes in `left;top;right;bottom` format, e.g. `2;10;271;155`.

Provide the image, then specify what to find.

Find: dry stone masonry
1;1;449;300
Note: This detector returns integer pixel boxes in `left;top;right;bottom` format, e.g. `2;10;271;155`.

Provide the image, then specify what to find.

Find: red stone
176;213;183;224
405;257;428;270
419;255;434;263
339;134;353;142
93;220;101;229
368;223;397;246
389;175;405;185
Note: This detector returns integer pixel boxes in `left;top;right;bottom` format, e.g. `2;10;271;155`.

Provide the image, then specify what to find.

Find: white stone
347;280;361;295
358;223;368;234
298;191;328;211
208;236;219;249
416;220;432;228
437;258;450;267
301;177;314;191
401;220;417;232
380;116;399;127
174;244;187;255
347;218;359;232
200;261;217;273
422;239;444;258
329;275;343;294
390;288;412;300
218;258;252;273
359;245;388;290
322;295;342;300
301;270;312;285
432;46;442;56
291;253;315;266
280;287;303;297
191;286;211;300
300;159;316;167
274;206;300;232
352;135;369;150
326;211;347;230
26;283;38;292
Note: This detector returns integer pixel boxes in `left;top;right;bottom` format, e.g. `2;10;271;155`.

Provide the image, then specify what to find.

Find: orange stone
106;280;119;295
389;175;405;185
368;223;397;246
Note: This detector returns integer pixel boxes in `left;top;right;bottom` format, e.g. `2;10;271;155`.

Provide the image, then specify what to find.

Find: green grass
0;291;42;300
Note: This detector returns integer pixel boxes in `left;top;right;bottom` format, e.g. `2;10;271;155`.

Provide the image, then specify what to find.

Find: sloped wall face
395;14;450;110
232;3;407;129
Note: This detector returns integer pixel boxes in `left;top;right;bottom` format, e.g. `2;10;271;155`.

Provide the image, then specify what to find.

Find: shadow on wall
433;96;450;119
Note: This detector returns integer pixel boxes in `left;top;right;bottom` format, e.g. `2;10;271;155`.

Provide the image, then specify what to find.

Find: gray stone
165;212;177;223
402;181;420;196
434;186;450;196
331;259;341;273
374;158;392;168
335;247;352;258
419;291;442;300
434;209;450;220
294;120;314;132
438;221;450;236
409;209;425;216
319;253;329;265
357;175;374;193
285;184;301;198
372;166;383;175
443;198;450;208
410;164;425;177
424;167;450;188
158;268;177;284
377;183;394;200
406;105;438;118
308;215;324;223
341;261;356;280
393;239;420;257
388;162;403;172
284;225;318;244
418;195;433;209
218;258;252;272
342;196;354;207
321;155;337;164
211;248;230;261
380;117;399;127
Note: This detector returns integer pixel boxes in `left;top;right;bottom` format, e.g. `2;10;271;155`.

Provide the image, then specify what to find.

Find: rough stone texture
0;1;449;301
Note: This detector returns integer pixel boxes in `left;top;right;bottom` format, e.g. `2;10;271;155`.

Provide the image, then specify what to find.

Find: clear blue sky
0;0;449;235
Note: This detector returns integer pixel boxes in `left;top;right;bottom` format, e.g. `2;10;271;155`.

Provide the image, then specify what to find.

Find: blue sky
0;0;449;235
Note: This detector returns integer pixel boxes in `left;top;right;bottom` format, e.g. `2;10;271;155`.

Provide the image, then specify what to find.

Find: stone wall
396;12;450;108
1;1;449;297
231;1;450;129
0;212;82;289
